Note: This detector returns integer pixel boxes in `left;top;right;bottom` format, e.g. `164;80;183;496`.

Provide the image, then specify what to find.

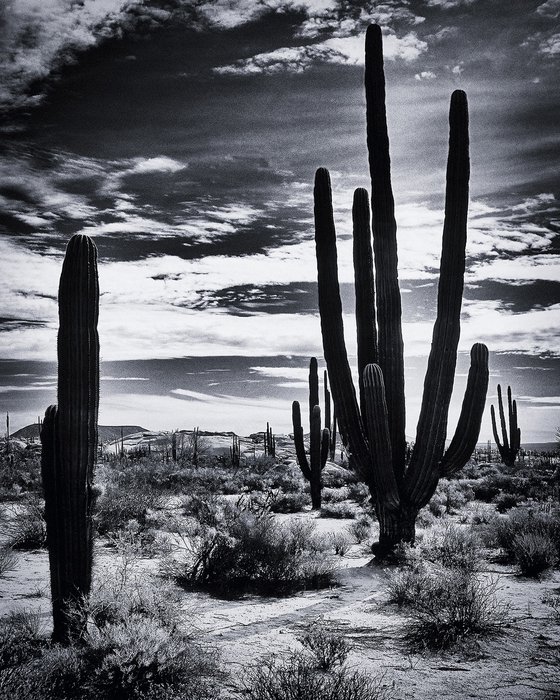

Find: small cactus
292;358;330;509
491;384;521;467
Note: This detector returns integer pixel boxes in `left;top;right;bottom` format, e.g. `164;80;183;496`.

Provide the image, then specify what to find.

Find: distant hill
11;424;149;443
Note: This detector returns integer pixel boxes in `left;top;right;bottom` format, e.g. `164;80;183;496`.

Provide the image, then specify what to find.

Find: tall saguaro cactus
41;234;99;643
491;384;521;467
314;25;489;556
292;357;330;509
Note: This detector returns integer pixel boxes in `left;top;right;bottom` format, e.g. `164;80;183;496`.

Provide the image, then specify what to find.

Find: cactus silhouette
491;384;521;467
292;358;330;509
40;234;99;643
314;25;489;556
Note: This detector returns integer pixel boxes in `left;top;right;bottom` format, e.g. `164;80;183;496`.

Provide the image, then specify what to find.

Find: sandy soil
2;510;559;699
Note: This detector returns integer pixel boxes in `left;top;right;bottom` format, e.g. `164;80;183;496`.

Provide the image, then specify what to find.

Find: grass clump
2;499;46;550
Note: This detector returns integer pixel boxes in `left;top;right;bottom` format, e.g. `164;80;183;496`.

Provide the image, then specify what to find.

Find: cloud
423;0;477;7
538;33;560;56
214;31;427;75
415;70;437;80
536;0;560;18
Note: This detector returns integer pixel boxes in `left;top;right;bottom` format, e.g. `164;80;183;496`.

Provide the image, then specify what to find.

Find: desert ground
1;429;559;699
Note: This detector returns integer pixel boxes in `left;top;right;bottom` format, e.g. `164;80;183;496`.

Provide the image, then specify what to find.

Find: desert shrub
542;591;560;622
95;485;164;535
3;499;46;550
346;482;370;506
415;507;437;529
169;506;335;596
269;492;307;514
181;493;223;526
386;559;434;607
239;652;393;700
320;502;356;519
401;568;508;650
0;618;220;700
91;553;183;632
322;488;349;504
494;492;521;513
349;514;374;543
0;445;41;497
298;622;350;670
428;480;470;517
486;507;560;565
511;532;558;577
417;523;482;573
322;468;357;489
0;610;44;671
84;616;219;700
472;479;501;503
0;546;16;577
329;531;352;556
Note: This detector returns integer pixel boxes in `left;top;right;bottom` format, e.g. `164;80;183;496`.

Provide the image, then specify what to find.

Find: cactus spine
491;385;521;467
314;25;489;556
40;234;99;643
292;358;330;508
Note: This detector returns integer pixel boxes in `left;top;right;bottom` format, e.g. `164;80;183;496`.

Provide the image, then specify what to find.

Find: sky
0;0;558;443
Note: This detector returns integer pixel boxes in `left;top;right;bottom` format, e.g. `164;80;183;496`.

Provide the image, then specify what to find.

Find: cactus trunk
41;234;99;643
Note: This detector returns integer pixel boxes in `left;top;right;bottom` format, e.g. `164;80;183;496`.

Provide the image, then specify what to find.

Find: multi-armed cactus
41;234;99;642
292;357;330;509
314;25;489;556
491;385;521;467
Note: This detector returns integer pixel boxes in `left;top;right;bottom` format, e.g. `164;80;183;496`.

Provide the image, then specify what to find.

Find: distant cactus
292;357;330;509
491;385;521;467
230;433;241;469
40;234;99;643
171;431;177;462
264;422;276;457
313;25;489;556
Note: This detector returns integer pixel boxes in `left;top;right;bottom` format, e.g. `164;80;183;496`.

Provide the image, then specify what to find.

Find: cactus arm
309;357;319;421
497;385;510;453
324;370;331;436
310;405;322;508
509;389;521;453
406;89;470;507
365;25;406;478
292;401;311;480
363;364;400;511
314;167;371;479
321;428;330;468
353;187;378;418
440;343;489;476
490;404;503;453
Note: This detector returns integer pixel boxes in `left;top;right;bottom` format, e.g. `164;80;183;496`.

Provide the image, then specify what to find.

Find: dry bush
239;652;393;700
2;498;46;550
511;532;558;577
297;622;350;671
0;546;17;577
403;569;509;650
168;505;335;597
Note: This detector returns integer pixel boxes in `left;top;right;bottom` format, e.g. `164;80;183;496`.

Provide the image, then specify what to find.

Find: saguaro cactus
292;357;330;509
41;234;99;643
491;384;521;467
314;25;489;556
